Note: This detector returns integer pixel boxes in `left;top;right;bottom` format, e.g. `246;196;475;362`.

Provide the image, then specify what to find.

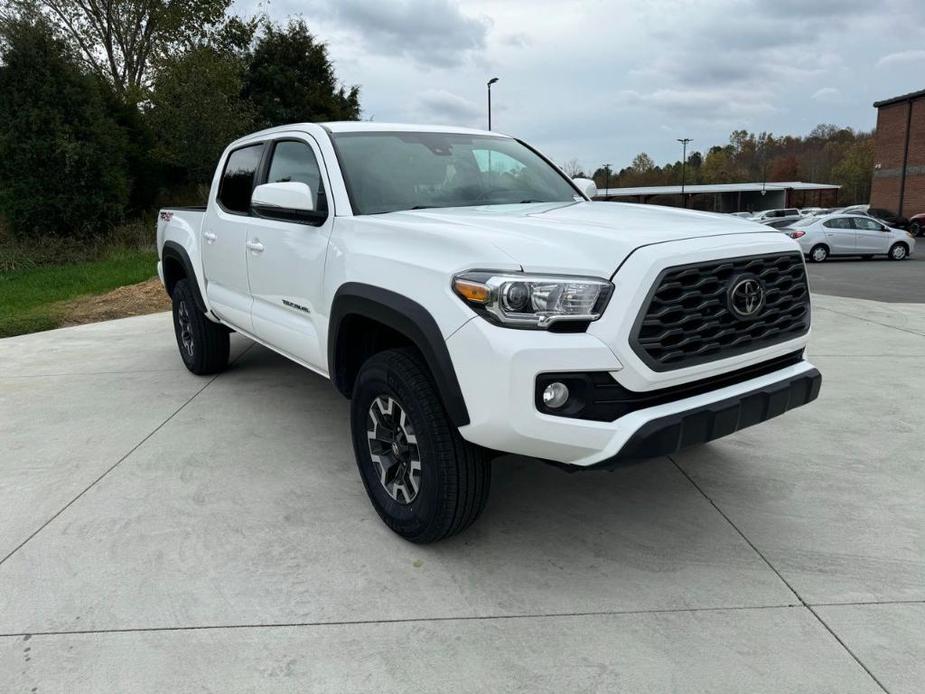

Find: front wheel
809;244;829;262
910;221;922;237
888;243;909;261
350;348;491;543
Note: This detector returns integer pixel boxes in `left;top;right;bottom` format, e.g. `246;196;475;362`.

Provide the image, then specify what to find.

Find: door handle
203;231;217;243
246;240;265;253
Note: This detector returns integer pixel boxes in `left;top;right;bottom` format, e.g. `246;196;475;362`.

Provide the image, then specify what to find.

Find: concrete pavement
1;293;923;693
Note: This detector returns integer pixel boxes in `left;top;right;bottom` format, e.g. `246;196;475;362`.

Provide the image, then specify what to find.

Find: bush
0;19;131;238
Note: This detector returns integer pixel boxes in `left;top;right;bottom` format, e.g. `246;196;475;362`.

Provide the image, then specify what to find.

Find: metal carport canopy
596;181;840;197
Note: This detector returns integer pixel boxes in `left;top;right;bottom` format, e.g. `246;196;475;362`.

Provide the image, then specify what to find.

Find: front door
821;217;856;255
245;136;334;371
852;216;891;254
202;142;266;331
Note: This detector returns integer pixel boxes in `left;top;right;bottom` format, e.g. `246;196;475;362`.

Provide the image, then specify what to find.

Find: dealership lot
806;251;925;303
1;272;923;692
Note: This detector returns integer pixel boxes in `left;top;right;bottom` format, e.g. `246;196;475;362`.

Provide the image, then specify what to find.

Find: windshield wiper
410;205;437;210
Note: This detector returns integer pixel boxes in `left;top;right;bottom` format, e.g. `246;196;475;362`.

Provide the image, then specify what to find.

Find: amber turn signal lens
453;278;491;304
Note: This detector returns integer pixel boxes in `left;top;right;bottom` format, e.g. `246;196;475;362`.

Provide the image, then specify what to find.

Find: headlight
452;271;613;329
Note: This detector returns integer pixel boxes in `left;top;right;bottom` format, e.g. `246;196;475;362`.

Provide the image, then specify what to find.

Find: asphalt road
806;250;924;303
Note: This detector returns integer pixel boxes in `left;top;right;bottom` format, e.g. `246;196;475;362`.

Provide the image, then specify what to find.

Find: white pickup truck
157;122;821;543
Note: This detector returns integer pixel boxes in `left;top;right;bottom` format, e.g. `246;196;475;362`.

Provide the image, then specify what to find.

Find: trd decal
282;299;310;313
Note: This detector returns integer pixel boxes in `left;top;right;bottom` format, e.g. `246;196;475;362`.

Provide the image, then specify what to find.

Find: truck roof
323;122;503;136
233;122;507;145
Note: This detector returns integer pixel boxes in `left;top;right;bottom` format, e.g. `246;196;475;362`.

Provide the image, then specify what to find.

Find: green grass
0;249;158;337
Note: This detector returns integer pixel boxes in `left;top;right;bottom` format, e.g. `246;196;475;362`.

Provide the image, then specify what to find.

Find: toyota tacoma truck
157;122;821;543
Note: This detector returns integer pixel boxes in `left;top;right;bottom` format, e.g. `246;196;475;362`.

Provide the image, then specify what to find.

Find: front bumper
447;315;819;467
587;366;821;468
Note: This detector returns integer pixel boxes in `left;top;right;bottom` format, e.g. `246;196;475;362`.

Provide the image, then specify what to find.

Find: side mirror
251;182;321;223
572;177;598;199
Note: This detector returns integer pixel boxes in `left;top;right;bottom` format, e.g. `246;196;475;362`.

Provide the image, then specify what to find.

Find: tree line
0;1;360;239
563;125;874;204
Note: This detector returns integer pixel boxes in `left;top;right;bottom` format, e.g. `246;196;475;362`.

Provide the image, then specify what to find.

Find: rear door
852;216;891;254
245;135;334;370
821;217;856;254
202;142;266;331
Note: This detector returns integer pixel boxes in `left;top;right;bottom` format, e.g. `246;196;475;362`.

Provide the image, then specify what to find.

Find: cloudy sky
241;0;925;171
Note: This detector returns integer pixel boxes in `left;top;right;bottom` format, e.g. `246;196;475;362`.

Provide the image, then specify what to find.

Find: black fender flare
328;283;470;427
161;241;207;313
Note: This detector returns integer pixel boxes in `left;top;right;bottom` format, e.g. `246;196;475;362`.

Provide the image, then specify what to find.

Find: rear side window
823;217;852;229
853;217;881;230
218;144;263;213
266;140;328;214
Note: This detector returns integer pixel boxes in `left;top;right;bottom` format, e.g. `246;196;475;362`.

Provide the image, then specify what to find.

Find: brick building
871;88;925;216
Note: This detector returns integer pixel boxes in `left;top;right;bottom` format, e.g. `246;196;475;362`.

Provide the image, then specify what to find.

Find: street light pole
602;163;611;198
677;138;692;208
487;77;499;130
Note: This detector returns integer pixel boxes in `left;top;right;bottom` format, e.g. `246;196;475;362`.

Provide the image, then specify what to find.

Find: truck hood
382;201;774;277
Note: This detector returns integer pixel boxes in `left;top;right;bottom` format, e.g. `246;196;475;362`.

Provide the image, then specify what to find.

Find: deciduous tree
5;0;233;101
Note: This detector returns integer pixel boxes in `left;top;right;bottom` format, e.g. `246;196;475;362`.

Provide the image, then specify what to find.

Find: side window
853;217;881;230
218;144;263;213
823;217;851;230
266;140;328;215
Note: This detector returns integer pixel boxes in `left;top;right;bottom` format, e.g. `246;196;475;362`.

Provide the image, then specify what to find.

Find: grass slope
0;249;158;337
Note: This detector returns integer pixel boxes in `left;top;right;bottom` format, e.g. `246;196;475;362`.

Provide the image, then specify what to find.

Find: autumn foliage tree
606;125;874;204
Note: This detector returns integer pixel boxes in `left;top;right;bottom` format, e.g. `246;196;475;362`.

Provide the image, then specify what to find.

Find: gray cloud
310;0;490;68
877;50;925;68
617;88;777;125
416;89;481;124
244;0;925;167
812;87;841;103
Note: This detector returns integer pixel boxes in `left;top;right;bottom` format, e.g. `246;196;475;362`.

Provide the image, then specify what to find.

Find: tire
888;242;909;261
171;278;230;375
350;348;491;543
808;244;828;262
911;221;922;237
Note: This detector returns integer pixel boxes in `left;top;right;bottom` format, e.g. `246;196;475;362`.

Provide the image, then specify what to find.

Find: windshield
331;131;580;215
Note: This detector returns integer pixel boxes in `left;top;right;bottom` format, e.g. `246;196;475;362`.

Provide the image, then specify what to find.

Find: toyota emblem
728;275;765;319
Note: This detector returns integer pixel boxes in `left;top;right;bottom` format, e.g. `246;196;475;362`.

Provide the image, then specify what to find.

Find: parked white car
156;122;821;542
749;208;800;222
785;214;915;262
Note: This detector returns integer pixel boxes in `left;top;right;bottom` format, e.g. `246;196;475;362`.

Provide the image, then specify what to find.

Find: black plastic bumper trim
587;366;821;468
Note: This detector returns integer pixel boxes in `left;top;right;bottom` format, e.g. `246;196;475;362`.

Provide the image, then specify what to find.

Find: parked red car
909;212;925;237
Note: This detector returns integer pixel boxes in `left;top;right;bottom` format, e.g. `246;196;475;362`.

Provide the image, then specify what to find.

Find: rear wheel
888;243;908;261
350;348;491;543
910;221;922;237
809;244;828;262
171;279;230;374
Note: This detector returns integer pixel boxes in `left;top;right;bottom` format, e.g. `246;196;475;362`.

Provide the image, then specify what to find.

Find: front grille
631;252;810;371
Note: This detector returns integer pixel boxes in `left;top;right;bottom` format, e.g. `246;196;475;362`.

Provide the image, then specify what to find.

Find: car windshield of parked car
331;131;580;215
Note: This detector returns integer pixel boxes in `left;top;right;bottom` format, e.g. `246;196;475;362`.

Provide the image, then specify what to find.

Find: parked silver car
785;214;915;262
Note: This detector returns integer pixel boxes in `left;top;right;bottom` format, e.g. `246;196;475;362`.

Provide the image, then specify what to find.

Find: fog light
542;382;570;409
